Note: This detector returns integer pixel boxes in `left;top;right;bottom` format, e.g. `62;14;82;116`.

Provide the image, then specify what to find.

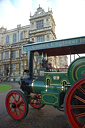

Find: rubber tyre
64;78;85;128
6;90;28;120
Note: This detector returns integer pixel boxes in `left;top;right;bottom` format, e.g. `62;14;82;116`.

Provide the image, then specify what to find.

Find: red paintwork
65;78;85;128
30;94;44;109
83;73;85;76
6;91;26;120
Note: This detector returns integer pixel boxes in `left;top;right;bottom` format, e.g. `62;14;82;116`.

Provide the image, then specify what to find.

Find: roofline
24;36;85;47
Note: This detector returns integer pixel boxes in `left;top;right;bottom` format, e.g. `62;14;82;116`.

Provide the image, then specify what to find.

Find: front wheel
6;90;28;120
64;78;85;128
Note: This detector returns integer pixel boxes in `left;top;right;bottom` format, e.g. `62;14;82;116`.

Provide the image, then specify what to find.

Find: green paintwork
32;73;66;106
32;79;63;94
31;57;85;107
41;89;65;107
68;57;85;85
23;35;85;107
32;80;45;94
23;36;85;52
32;71;69;94
44;72;69;86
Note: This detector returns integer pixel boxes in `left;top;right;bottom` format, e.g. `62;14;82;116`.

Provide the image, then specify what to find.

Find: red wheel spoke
30;94;44;109
20;103;24;107
33;99;35;103
12;94;16;101
17;100;23;106
18;108;23;114
79;87;85;94
13;108;17;115
75;112;85;118
9;102;13;105
71;105;85;109
10;107;12;110
73;94;85;103
15;110;18;116
65;78;85;128
18;96;20;102
14;94;17;101
9;99;13;103
6;90;28;120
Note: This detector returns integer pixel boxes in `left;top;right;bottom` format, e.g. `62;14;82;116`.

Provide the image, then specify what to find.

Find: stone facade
29;6;56;42
0;25;30;81
0;6;68;81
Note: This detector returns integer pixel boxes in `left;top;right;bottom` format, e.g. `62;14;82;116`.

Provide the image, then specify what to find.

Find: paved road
0;82;70;128
0;82;20;118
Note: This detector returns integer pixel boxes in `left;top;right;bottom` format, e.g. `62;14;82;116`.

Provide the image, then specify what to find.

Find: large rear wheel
64;78;85;128
6;90;28;120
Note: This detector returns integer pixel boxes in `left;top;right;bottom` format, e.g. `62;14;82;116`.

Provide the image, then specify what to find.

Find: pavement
0;82;70;128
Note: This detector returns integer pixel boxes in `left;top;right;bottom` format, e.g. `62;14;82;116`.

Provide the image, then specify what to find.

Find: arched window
6;35;9;43
13;33;17;42
20;31;24;40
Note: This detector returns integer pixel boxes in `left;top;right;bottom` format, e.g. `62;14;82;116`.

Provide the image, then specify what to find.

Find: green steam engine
6;36;85;128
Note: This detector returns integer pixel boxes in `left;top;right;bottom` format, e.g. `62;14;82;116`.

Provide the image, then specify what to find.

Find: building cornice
2;25;30;34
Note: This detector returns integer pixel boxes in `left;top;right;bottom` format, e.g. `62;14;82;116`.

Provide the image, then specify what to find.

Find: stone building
29;6;56;42
0;25;31;81
0;6;68;81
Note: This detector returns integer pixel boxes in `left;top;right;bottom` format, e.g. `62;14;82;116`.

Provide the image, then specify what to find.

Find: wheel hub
12;103;16;108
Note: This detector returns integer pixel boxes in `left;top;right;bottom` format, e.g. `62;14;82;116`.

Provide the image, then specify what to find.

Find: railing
49;68;68;72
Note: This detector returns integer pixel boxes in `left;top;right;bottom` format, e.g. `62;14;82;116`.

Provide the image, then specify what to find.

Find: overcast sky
0;0;85;39
0;0;85;64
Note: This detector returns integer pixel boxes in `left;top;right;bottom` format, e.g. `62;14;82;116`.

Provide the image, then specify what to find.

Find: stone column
21;59;24;76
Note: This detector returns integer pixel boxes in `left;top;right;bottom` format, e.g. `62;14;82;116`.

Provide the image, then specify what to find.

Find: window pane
37;35;44;42
36;20;44;30
20;32;24;40
1;53;3;60
6;35;9;43
19;63;21;70
13;33;17;42
1;65;3;72
12;64;16;70
5;51;9;59
12;51;16;58
19;49;22;57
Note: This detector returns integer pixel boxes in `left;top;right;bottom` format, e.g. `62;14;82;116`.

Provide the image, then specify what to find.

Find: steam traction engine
6;36;85;128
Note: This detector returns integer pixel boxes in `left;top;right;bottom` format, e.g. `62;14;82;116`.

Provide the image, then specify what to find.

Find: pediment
33;7;46;17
